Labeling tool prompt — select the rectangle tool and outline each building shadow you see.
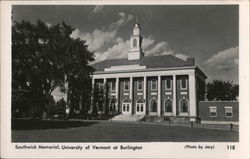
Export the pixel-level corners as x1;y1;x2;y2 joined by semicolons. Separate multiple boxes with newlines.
12;119;98;130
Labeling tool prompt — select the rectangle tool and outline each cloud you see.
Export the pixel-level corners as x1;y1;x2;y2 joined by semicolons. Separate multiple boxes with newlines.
94;37;130;62
175;54;188;61
70;11;187;64
70;12;134;52
203;47;239;83
108;12;134;30
205;47;238;70
142;36;155;49
93;35;188;63
71;28;116;52
92;5;104;13
146;41;174;56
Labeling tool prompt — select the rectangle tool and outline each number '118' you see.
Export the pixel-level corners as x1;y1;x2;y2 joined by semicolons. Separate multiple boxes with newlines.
227;145;235;150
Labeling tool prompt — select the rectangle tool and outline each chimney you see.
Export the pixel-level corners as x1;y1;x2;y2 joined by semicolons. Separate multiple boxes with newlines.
187;57;195;65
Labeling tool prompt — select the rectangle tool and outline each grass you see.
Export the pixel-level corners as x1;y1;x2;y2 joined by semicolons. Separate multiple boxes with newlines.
12;119;238;142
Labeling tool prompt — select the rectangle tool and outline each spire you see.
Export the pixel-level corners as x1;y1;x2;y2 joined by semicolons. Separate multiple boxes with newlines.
134;15;140;28
128;18;144;60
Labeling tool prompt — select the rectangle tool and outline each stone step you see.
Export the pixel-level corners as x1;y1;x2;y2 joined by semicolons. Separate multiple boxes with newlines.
143;116;191;123
111;114;145;122
170;117;190;123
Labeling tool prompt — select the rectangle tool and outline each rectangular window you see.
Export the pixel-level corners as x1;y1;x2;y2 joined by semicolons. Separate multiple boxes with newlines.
111;81;115;91
137;81;143;91
124;81;129;91
151;79;157;90
209;106;217;117
165;79;172;90
180;78;187;90
225;107;233;118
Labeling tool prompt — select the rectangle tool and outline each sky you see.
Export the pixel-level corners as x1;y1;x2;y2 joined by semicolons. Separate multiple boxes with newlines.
12;5;239;100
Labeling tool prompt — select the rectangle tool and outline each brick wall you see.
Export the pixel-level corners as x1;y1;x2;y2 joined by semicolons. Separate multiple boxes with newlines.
176;75;189;114
199;101;239;122
161;76;173;115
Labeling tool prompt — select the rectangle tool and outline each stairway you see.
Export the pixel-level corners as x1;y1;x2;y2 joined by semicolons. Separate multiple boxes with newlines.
111;114;145;122
170;117;191;123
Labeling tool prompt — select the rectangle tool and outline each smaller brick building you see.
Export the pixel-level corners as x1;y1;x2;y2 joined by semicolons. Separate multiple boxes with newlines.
198;101;239;125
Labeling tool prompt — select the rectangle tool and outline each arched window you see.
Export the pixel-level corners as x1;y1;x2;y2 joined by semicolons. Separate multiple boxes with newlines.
133;38;137;47
164;99;172;112
150;99;157;112
180;98;189;113
136;100;144;112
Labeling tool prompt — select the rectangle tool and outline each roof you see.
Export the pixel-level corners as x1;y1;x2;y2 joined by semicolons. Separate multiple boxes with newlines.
92;54;195;71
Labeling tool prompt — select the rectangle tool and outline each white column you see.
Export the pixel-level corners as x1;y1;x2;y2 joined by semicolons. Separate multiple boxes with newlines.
115;77;119;112
143;76;147;115
189;72;197;120
103;78;107;86
103;78;107;112
129;77;133;115
173;75;177;116
129;77;133;100
157;76;161;116
90;77;95;111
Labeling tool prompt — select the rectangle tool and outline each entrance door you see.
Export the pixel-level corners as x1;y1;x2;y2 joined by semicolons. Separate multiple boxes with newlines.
122;101;131;115
136;100;145;115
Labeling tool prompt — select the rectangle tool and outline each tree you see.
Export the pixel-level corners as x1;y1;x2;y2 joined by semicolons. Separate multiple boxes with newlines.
206;80;239;101
12;20;95;118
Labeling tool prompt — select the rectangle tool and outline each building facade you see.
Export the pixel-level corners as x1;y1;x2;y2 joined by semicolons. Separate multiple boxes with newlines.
199;101;239;124
92;23;207;121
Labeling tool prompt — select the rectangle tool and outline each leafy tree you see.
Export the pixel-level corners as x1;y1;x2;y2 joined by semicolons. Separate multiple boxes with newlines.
206;80;239;101
12;20;95;118
92;83;104;118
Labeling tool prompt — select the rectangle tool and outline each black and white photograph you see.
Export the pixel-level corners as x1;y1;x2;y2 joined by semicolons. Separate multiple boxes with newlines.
1;1;249;158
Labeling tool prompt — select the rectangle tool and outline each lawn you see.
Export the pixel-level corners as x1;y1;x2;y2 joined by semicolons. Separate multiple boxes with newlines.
12;119;238;142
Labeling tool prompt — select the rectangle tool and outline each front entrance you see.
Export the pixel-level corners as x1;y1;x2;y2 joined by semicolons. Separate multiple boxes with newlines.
122;100;131;115
136;100;145;115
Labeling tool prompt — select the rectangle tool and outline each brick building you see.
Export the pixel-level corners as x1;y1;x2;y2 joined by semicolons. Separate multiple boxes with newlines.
91;23;207;121
198;101;239;124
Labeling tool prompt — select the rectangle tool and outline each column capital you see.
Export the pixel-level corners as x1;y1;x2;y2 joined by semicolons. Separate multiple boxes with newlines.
188;72;195;76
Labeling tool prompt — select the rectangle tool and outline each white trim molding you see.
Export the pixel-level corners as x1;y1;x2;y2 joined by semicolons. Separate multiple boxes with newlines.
151;79;157;91
225;106;233;118
104;64;146;72
137;80;143;91
201;120;239;125
93;68;195;79
189;73;197;118
209;106;217;117
179;97;190;116
180;78;188;90
149;98;158;115
163;98;173;114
